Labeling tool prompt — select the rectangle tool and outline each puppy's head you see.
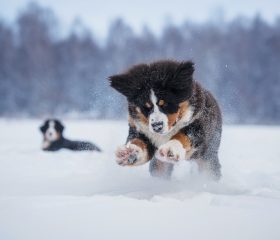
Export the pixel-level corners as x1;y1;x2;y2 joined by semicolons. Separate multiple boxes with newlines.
40;119;64;142
109;60;194;135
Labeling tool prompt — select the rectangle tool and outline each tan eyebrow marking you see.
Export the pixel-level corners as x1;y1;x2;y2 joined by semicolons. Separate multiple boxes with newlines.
158;100;165;106
145;102;152;108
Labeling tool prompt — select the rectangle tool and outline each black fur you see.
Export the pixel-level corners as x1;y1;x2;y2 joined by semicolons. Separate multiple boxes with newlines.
42;137;101;151
109;60;222;180
39;119;101;152
110;60;194;117
40;119;64;134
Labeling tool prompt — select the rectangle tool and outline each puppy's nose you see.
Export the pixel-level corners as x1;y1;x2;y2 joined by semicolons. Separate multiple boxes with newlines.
151;121;164;133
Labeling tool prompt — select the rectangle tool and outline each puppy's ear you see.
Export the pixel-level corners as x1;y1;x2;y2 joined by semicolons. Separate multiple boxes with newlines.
40;124;47;133
109;74;138;99
168;61;194;90
40;121;48;133
55;120;64;133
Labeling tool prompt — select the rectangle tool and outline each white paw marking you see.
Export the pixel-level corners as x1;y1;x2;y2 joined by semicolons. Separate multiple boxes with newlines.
42;140;51;150
156;140;186;163
115;143;147;166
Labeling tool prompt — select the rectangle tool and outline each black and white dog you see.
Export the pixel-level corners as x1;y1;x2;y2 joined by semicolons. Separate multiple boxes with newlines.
109;60;222;179
40;119;101;152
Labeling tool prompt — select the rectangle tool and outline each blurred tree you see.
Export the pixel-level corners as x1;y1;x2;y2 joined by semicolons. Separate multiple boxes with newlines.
0;21;15;115
0;3;279;123
15;2;57;115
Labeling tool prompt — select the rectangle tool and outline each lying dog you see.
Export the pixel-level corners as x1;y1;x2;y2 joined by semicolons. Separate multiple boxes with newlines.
40;119;101;152
109;60;222;179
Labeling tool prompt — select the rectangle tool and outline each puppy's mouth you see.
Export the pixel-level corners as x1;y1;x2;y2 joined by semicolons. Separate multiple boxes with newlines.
44;132;60;142
149;122;171;135
153;130;169;135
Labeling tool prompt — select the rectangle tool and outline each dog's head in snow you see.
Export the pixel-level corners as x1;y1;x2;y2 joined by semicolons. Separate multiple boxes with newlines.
40;119;64;143
109;60;194;135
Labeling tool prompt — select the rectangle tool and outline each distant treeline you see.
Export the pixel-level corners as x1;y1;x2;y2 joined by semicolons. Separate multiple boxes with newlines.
0;3;279;123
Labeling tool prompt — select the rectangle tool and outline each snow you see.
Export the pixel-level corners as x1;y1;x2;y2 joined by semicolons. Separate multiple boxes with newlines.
0;119;280;240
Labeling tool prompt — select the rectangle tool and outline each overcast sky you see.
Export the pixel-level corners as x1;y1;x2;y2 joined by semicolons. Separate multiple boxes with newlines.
0;0;279;38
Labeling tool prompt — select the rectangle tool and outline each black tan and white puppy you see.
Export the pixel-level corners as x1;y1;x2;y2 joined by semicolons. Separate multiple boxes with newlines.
109;60;222;180
39;119;101;152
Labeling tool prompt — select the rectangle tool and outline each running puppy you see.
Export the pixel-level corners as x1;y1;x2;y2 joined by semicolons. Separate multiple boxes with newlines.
109;60;222;179
40;119;101;152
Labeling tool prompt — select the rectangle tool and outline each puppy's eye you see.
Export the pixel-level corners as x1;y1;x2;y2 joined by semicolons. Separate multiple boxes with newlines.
145;102;152;109
159;100;168;107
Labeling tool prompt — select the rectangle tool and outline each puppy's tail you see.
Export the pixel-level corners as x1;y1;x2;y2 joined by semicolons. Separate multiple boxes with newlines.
69;140;102;152
83;142;102;152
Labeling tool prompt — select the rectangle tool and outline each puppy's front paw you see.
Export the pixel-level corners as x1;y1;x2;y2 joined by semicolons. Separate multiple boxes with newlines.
42;140;50;150
156;140;186;163
115;143;147;166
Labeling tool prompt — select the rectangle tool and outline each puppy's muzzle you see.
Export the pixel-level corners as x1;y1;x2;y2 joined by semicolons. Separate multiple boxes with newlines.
151;121;164;133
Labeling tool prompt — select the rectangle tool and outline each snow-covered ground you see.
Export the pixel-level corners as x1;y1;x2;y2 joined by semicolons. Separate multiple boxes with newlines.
0;119;280;240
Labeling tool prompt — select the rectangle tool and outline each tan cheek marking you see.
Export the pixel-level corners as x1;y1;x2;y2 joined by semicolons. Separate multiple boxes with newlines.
138;112;149;125
178;101;189;119
167;101;190;129
128;115;136;128
52;132;61;141
136;108;149;125
171;132;192;151
56;132;61;140
167;112;179;129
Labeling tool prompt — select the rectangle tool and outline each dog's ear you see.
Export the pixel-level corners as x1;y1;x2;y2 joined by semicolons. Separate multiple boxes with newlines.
169;61;194;89
40;124;47;133
109;74;139;99
55;120;64;133
39;121;48;133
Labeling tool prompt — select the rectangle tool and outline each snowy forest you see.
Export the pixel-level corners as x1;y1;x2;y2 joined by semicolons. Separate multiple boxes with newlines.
0;3;279;124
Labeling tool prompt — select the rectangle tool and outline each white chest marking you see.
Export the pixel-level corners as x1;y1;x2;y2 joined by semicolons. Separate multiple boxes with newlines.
135;105;194;148
45;121;59;142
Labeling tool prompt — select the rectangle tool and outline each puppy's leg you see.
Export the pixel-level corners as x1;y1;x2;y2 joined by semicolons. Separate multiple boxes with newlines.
116;138;150;166
42;140;51;150
149;157;174;179
156;132;193;163
195;154;221;180
116;124;155;166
